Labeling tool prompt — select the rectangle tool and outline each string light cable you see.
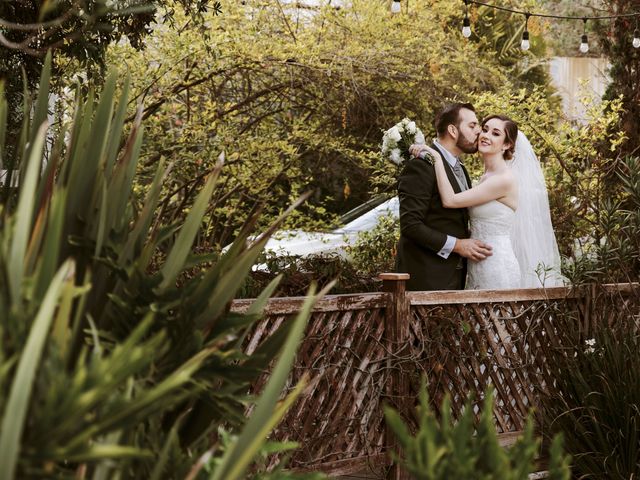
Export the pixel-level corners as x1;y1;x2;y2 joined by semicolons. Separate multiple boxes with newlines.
460;0;640;52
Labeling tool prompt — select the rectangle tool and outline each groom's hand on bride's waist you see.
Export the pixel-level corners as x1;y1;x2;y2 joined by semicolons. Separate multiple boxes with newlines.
453;238;492;262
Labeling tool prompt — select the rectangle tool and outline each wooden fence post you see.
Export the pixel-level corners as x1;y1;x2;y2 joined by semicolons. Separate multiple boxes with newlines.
380;273;411;480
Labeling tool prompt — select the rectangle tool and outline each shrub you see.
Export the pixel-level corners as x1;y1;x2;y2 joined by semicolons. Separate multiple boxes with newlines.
242;252;377;298
541;299;640;479
384;384;571;480
0;54;323;480
348;212;400;279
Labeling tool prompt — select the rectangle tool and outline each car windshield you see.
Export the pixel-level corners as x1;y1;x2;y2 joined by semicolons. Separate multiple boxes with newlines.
336;195;393;227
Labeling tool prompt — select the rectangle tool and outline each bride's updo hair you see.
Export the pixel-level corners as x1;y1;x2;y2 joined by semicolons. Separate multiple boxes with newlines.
481;115;518;160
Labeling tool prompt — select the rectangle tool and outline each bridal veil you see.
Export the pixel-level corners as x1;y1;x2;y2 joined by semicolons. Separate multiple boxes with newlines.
510;131;564;288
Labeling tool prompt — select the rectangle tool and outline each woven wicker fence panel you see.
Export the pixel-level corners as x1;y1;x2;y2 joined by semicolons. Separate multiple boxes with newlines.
407;298;584;434
245;306;389;473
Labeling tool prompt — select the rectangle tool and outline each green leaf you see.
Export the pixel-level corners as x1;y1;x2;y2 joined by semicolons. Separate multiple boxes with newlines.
8;121;48;305
230;275;283;348
194;235;273;329
118;159;168;265
64;92;95;218
210;285;319;480
28;52;51;159
104;75;130;177
0;260;75;480
94;178;108;257
108;118;143;235
158;168;219;291
149;421;181;480
55;444;153;463
0;82;6;165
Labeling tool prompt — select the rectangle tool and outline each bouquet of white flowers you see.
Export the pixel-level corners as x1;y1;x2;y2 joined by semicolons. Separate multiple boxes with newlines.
381;118;426;166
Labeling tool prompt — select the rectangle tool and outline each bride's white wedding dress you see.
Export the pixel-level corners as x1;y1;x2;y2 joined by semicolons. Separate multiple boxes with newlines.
466;200;521;290
464;131;564;290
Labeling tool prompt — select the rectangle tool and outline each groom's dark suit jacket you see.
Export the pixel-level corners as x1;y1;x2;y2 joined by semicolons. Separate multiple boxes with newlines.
395;143;471;291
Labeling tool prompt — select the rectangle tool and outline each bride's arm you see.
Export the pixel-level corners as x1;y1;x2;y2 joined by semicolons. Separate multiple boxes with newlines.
424;146;512;209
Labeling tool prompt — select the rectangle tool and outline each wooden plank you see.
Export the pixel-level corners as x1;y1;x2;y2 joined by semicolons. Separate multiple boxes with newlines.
409;282;636;305
383;275;411;480
408;286;578;305
230;292;390;314
230;283;636;314
292;452;387;477
497;430;525;447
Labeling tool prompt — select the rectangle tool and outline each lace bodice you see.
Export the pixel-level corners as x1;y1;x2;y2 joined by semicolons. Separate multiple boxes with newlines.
469;200;515;239
466;200;521;290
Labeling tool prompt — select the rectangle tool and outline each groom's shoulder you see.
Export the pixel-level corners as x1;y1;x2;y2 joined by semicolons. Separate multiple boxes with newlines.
399;157;435;186
403;155;435;172
430;142;447;158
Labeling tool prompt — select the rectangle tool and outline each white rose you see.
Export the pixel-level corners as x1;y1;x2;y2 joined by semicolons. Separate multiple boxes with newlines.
390;148;402;164
415;131;425;144
388;126;402;142
406;121;416;134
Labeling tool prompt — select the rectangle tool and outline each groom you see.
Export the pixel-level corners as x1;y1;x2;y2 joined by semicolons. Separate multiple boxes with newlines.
395;103;492;291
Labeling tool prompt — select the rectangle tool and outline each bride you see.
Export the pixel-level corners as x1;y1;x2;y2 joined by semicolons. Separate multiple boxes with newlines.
421;115;563;289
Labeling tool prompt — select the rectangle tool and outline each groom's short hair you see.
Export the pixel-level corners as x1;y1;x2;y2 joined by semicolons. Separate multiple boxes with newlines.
434;103;476;137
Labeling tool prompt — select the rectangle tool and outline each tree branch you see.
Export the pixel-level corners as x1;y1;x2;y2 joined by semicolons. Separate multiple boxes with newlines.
0;9;76;31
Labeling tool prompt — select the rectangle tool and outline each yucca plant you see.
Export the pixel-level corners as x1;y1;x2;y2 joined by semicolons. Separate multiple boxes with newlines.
384;384;571;480
542;309;640;479
0;53;324;479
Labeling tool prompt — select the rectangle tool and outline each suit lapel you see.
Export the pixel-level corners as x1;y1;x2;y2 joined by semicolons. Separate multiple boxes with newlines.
432;143;470;228
432;143;463;194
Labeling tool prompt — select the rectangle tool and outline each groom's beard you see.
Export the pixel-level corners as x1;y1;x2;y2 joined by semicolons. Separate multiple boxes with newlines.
457;135;479;154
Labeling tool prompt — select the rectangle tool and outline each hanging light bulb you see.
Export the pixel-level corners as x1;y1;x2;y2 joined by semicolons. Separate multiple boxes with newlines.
521;14;531;51
462;0;471;38
521;31;530;51
462;16;472;38
579;18;589;53
580;33;589;53
391;0;401;14
633;29;640;48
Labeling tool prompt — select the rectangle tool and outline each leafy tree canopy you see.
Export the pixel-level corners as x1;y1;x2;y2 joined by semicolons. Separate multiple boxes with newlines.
104;0;552;248
0;0;219;161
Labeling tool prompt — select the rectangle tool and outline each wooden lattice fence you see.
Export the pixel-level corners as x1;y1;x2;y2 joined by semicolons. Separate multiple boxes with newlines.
230;277;639;479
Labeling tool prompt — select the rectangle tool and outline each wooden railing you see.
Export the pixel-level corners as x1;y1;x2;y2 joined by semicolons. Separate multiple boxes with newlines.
231;277;639;479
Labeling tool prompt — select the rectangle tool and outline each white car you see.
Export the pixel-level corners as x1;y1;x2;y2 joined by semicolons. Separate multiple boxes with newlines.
262;196;399;259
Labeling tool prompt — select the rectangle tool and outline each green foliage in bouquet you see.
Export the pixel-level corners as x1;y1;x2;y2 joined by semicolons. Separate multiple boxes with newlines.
0;53;324;479
384;383;571;480
541;306;640;479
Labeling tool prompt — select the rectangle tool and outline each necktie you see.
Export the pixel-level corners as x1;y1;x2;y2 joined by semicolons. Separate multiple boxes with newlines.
452;160;469;191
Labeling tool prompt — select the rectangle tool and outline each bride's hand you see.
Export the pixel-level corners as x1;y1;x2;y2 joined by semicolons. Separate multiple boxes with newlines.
408;144;426;158
409;144;442;162
421;145;442;163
